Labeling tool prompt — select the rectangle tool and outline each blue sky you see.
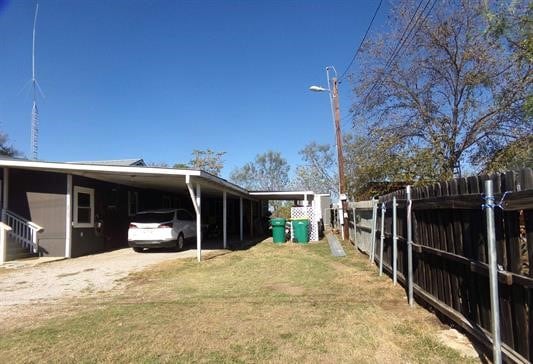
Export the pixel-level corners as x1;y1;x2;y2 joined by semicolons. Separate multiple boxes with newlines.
0;0;387;179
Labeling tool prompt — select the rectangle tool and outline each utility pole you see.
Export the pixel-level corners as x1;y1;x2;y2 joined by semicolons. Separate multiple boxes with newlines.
309;66;350;240
330;76;349;240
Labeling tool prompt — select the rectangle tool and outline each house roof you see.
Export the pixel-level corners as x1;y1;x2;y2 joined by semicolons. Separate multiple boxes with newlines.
66;158;146;167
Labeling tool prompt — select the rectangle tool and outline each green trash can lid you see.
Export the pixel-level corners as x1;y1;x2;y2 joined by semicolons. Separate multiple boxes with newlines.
270;218;286;226
291;217;309;221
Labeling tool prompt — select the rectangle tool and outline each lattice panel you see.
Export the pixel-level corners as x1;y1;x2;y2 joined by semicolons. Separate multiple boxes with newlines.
290;206;318;241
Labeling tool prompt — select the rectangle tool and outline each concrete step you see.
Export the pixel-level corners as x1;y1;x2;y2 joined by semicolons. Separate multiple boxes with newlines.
6;239;36;261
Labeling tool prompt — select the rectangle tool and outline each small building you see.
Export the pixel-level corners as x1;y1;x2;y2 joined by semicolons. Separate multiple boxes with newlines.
0;156;327;263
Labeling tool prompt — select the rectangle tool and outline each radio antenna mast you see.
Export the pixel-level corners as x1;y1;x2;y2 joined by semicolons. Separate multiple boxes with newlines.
31;3;40;160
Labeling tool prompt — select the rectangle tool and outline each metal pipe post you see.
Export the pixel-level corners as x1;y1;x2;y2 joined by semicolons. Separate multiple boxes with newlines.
392;196;398;285
406;186;414;306
379;202;385;276
484;180;502;364
369;199;377;262
352;207;357;249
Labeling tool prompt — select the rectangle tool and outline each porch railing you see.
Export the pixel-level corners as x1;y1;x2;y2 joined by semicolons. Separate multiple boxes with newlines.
2;209;43;254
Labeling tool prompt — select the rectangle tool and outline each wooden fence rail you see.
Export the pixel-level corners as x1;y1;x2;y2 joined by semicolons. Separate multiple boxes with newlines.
352;168;533;363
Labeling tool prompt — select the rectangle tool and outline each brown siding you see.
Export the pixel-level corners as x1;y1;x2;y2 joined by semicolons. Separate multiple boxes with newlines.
9;169;67;257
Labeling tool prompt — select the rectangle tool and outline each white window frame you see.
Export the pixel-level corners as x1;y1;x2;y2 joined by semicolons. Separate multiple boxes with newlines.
128;191;139;216
73;186;95;228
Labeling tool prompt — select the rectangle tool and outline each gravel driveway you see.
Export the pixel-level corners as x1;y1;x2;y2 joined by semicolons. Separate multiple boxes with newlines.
0;248;204;325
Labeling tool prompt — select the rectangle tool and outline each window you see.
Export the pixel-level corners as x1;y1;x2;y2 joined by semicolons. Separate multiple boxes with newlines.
132;212;174;223
128;191;138;216
177;209;193;221
73;186;94;228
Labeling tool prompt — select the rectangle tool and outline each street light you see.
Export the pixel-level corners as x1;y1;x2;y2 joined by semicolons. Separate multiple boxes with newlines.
309;85;328;92
309;66;350;241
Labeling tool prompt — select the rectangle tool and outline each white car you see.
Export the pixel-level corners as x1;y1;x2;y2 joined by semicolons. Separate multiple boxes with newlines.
128;209;196;252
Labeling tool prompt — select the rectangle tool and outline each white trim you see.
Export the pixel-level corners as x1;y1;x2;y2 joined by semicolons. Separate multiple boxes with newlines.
186;178;202;262
195;183;201;262
72;185;95;228
0;159;198;177
249;191;314;196
127;191;139;216
65;175;72;258
0;222;12;264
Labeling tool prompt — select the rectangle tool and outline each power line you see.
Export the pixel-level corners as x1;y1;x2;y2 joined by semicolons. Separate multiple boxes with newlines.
338;0;383;82
361;0;435;102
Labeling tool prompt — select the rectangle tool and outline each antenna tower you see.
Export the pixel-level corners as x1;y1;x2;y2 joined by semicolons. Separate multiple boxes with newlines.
31;4;40;160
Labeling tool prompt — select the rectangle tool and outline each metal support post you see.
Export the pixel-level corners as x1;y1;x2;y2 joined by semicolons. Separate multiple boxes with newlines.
484;180;502;364
379;202;385;276
406;186;414;306
392;196;398;285
369;198;378;263
352;207;357;248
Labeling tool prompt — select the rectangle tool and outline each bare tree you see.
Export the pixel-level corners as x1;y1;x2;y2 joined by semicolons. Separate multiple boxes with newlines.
351;0;531;179
292;142;338;196
190;149;225;176
230;151;290;191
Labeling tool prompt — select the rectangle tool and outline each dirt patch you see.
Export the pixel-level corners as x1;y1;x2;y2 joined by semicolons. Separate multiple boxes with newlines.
0;247;218;331
437;328;479;358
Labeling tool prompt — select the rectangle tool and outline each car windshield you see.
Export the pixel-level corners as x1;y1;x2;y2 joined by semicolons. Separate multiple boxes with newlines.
132;212;174;223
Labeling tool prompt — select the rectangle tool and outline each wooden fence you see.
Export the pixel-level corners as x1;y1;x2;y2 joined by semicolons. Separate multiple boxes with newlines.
352;168;533;363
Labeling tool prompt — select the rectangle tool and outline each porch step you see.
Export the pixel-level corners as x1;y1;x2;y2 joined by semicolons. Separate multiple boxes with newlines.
6;236;37;261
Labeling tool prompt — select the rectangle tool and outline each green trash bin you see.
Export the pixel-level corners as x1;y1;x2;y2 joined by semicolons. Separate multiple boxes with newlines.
292;218;309;244
271;218;286;243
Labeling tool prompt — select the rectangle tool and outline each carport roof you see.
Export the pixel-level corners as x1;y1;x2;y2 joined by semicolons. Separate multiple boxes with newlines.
0;157;328;200
249;191;317;201
0;158;248;197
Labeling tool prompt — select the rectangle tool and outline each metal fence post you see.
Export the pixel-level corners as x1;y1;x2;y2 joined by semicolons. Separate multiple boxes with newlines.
369;198;378;262
406;186;414;306
379;202;385;276
392;196;398;285
484;180;502;364
352;207;357;249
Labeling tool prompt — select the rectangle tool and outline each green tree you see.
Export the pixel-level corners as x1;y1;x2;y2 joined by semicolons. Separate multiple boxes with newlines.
230;151;290;191
190;149;225;176
350;0;531;179
483;136;533;173
0;133;20;157
343;133;439;200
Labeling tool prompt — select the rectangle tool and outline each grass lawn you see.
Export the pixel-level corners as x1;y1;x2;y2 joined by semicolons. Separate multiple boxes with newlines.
0;238;478;363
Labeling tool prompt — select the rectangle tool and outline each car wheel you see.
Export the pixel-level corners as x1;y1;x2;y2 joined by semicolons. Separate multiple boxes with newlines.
133;247;144;253
176;234;184;251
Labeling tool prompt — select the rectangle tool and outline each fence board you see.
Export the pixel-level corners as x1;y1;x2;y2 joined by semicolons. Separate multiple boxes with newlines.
361;168;533;362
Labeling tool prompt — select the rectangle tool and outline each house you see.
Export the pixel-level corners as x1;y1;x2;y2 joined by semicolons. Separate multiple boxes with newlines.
0;156;326;263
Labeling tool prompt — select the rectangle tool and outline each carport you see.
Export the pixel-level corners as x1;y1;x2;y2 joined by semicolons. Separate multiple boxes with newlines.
0;158;261;262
